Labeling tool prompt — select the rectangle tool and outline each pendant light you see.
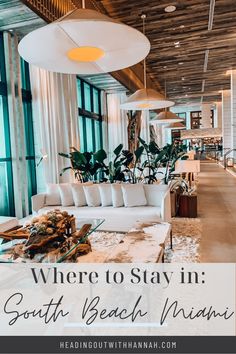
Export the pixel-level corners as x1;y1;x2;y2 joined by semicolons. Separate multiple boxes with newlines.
18;0;150;75
120;14;174;111
151;110;184;124
150;80;183;123
165;122;186;129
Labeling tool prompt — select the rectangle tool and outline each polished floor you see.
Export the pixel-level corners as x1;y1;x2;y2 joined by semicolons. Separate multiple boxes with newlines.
198;161;236;262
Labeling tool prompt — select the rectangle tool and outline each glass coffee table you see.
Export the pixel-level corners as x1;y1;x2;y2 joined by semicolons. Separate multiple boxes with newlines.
56;218;105;263
0;218;105;263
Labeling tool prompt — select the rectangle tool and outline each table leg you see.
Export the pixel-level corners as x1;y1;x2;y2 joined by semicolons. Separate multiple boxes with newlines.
170;230;173;249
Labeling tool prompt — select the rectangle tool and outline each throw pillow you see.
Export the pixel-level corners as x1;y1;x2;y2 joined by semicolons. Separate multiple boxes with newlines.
70;183;87;207
45;183;61;206
121;184;147;207
111;184;124;207
58;183;74;206
83;185;101;207
98;184;112;206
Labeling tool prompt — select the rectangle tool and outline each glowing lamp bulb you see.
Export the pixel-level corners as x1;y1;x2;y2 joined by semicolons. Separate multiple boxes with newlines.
67;46;105;62
137;103;153;109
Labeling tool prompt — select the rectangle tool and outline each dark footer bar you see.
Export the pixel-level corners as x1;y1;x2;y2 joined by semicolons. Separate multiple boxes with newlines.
0;336;235;354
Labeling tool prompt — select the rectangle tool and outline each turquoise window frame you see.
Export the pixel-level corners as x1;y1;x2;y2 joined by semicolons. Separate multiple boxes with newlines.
77;78;103;153
21;60;37;214
0;32;15;216
0;33;36;216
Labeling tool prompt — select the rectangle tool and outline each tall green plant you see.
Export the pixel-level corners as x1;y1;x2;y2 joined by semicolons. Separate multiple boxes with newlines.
59;147;107;182
157;143;187;184
107;144;127;183
122;146;144;184
138;137;162;184
59;140;187;185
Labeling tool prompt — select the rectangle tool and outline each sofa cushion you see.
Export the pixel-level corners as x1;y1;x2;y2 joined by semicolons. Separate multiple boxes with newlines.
83;185;101;207
71;183;87;207
121;184;147;207
45;183;61;206
111;184;124;207
98;184;112;206
143;184;169;207
58;183;74;206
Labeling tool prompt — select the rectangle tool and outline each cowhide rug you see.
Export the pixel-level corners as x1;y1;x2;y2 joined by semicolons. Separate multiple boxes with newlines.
89;217;202;263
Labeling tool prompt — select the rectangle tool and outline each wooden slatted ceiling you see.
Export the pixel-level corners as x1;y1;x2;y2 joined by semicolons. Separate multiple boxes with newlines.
1;0;235;105
96;0;236;105
81;73;127;92
0;0;45;36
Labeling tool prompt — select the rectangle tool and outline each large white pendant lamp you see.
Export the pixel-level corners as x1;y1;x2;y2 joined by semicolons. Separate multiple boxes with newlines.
18;0;150;75
120;15;174;111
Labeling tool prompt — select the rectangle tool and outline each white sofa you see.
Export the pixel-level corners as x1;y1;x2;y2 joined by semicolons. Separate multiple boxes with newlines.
32;184;171;232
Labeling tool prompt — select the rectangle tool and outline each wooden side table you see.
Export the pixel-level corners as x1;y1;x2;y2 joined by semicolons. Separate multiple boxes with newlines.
178;194;197;218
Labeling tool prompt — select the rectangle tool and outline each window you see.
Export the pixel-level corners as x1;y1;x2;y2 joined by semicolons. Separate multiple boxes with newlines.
0;33;14;216
191;111;202;129
23;100;37;213
76;78;103;153
21;59;37;214
0;33;36;216
190;110;214;129
176;112;186;127
171;129;181;143
0;96;14;216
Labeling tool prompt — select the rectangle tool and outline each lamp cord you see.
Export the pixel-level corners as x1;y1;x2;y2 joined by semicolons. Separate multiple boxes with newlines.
141;14;147;89
165;79;167;116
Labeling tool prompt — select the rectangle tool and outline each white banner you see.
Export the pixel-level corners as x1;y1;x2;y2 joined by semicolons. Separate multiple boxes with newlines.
0;264;235;336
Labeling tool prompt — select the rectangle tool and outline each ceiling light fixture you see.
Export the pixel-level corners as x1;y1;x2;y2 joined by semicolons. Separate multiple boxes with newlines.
18;0;150;74
150;111;184;125
179;25;185;29
149;80;182;124
182;77;185;81
120;15;174;111
178;62;183;65
165;122;186;130
164;5;176;13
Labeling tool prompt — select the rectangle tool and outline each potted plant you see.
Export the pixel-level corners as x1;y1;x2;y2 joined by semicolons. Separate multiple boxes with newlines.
59;147;107;182
170;178;197;217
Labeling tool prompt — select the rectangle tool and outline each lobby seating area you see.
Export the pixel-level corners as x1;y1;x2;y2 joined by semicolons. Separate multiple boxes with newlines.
32;183;171;232
0;0;235;263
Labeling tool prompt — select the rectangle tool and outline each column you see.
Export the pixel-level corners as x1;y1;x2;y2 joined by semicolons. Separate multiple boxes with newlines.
201;104;212;128
163;125;172;145
140;110;150;144
156;125;163;147
215;102;222;128
222;90;231;153
231;70;236;153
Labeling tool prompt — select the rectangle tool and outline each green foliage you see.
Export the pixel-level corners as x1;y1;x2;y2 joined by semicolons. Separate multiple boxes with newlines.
59;147;107;182
59;139;187;184
107;144;127;183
